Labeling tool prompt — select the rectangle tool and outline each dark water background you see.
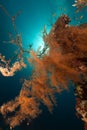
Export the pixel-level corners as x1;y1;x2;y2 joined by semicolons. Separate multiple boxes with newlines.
0;0;87;129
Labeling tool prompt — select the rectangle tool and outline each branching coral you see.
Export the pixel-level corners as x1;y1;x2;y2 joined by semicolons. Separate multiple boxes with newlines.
0;4;87;129
0;14;87;129
0;80;41;129
0;33;27;76
75;77;87;130
0;4;31;77
72;0;87;9
0;60;26;76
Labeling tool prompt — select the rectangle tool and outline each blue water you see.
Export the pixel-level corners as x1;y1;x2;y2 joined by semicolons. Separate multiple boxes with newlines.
0;0;87;129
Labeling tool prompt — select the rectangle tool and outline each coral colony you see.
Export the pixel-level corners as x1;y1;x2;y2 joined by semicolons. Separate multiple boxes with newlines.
0;1;87;130
72;0;87;9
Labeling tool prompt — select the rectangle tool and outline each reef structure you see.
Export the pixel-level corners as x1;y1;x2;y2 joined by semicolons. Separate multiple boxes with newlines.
0;14;87;129
44;14;87;130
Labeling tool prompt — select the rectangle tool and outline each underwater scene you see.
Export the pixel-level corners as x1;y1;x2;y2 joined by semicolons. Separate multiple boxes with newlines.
0;0;87;130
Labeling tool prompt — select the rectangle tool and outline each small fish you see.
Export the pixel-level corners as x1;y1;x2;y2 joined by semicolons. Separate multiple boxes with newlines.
72;3;77;7
52;13;56;17
80;15;83;19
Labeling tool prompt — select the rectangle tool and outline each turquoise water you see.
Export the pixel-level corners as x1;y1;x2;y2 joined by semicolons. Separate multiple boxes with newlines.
0;0;87;129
